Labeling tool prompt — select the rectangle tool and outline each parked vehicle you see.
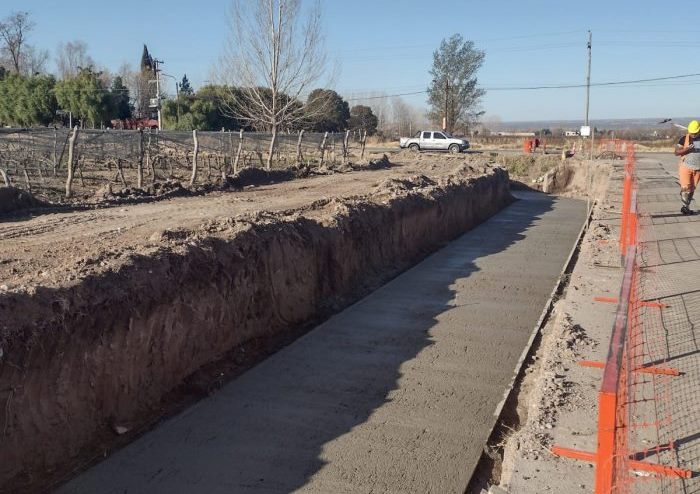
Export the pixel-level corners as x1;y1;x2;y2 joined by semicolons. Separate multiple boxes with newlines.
399;130;470;153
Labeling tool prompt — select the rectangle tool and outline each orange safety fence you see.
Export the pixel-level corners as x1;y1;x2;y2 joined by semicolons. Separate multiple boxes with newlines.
551;142;697;493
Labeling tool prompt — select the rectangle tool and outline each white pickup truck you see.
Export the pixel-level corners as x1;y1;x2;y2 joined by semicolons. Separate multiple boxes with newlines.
399;130;470;153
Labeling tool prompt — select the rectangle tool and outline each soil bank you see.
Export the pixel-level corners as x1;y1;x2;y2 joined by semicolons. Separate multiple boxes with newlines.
1;166;509;492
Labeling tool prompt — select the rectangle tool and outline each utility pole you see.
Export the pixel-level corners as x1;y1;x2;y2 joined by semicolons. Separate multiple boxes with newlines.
150;58;164;131
584;30;592;127
443;78;449;132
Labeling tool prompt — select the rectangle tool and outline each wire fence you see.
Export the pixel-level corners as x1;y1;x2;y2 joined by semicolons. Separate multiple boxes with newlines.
0;128;369;203
553;141;698;493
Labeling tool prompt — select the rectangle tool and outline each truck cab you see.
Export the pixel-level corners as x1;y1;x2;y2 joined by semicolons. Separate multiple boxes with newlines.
399;130;469;153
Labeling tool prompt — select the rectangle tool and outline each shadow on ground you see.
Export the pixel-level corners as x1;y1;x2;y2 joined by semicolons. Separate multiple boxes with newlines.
55;192;559;494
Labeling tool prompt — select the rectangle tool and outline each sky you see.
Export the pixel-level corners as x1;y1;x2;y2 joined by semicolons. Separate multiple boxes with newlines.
7;0;700;123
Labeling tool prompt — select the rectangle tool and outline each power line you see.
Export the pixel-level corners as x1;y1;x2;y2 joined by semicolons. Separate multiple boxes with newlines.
346;72;700;100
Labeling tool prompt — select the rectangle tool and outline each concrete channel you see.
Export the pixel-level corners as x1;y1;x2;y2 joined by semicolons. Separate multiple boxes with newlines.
57;191;587;494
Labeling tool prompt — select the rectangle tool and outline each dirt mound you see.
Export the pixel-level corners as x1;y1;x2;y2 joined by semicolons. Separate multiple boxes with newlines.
361;154;391;170
375;175;436;195
224;167;297;189
93;180;190;203
0;187;46;215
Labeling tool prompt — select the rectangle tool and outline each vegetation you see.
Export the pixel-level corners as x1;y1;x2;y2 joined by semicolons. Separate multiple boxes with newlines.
349;105;378;136
0;7;422;136
304;89;350;133
54;67;116;128
427;34;485;134
0;72;57;126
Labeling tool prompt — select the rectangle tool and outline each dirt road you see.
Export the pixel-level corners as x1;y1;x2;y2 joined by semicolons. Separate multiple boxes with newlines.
56;191;586;494
0;153;488;290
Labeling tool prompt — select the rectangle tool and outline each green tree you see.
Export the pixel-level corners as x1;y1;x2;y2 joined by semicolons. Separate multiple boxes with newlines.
180;74;193;96
0;72;56;126
349;105;378;136
140;44;153;73
161;84;243;131
304;89;349;132
55;67;115;128
110;76;132;120
427;34;485;134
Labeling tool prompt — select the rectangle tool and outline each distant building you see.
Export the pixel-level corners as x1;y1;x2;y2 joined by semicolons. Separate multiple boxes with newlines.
495;131;536;137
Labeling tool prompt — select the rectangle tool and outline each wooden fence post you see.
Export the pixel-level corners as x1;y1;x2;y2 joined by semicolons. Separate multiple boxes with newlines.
115;158;127;187
296;130;305;162
137;129;144;188
190;129;199;185
266;128;277;171
361;130;367;160
223;131;234;181
0;169;11;187
320;131;328;165
65;126;79;198
233;130;243;174
52;127;58;175
343;130;350;162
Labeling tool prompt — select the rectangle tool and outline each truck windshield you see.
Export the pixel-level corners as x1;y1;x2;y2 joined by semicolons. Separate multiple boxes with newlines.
443;132;453;138
414;131;421;138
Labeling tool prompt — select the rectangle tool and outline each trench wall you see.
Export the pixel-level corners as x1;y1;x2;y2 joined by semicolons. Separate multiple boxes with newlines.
0;168;511;491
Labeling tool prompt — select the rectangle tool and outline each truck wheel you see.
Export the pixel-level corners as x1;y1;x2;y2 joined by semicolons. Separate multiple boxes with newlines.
448;144;460;154
409;143;420;152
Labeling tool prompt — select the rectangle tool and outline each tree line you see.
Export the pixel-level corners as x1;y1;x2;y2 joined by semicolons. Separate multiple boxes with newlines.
0;66;379;135
1;4;486;138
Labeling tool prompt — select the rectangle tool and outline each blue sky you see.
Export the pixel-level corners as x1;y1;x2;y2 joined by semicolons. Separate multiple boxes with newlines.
8;0;699;122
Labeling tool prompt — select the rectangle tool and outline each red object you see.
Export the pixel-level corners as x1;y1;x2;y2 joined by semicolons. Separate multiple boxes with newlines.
111;118;159;130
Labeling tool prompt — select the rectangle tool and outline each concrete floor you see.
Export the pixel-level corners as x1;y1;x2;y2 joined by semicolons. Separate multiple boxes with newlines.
56;191;586;494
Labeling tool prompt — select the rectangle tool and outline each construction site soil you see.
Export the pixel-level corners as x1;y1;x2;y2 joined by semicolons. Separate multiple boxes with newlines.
0;152;519;492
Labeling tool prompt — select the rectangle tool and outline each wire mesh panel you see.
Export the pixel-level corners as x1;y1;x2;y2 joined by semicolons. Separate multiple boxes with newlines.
0;128;358;202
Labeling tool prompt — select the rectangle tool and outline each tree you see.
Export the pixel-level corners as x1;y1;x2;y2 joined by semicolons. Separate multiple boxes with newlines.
304;89;349;132
55;67;115;128
21;45;49;75
349;105;378;136
0;11;34;74
56;40;94;79
427;34;485;134
111;76;132;119
130;45;157;118
0;73;56;126
161;84;243;131
180;74;193;96
219;0;328;168
140;44;154;73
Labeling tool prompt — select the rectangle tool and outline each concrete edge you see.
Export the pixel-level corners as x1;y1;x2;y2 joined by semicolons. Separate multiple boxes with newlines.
474;198;595;482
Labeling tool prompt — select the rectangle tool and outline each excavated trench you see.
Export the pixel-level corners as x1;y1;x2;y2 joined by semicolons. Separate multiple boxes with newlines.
0;166;511;492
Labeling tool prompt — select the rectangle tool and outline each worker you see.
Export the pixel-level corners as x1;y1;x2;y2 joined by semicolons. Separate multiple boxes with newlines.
674;120;700;215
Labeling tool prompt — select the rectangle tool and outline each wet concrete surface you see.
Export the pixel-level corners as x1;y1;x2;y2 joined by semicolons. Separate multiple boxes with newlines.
57;191;586;494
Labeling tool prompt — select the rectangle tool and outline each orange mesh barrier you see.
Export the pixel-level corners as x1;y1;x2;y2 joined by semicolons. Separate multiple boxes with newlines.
552;142;697;493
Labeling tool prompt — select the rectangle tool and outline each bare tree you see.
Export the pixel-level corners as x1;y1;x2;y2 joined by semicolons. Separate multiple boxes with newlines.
219;0;328;168
56;40;95;79
22;45;49;75
0;11;34;73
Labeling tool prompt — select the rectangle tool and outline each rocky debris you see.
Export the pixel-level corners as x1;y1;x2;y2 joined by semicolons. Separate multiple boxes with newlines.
374;175;437;195
506;311;596;461
92;179;190;202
